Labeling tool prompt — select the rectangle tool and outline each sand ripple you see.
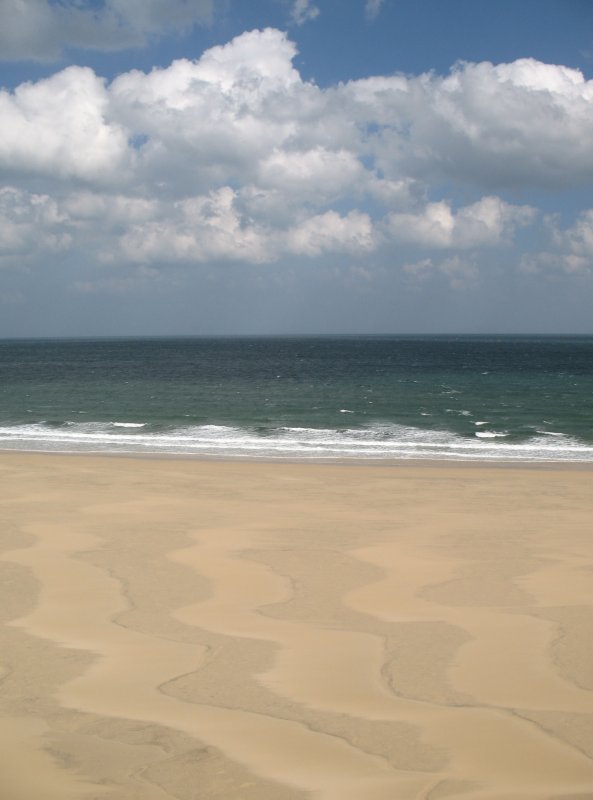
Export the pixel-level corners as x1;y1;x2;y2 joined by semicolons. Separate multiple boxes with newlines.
1;455;593;798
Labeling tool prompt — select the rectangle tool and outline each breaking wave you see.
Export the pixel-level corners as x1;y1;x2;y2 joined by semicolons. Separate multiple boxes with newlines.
0;421;591;462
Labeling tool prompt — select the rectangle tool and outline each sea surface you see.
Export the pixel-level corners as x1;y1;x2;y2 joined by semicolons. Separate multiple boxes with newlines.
0;335;592;463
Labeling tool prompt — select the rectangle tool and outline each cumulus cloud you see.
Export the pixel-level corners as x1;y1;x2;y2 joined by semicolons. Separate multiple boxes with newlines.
346;58;593;190
108;28;314;194
0;66;130;184
0;27;591;281
561;209;593;266
119;188;271;264
0;187;71;266
523;209;593;275
117;190;375;265
257;147;366;203
4;30;593;199
0;0;213;61
62;192;158;226
285;210;375;256
387;197;536;249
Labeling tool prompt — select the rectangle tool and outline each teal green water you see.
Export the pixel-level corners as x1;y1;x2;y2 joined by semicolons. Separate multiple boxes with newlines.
0;335;591;461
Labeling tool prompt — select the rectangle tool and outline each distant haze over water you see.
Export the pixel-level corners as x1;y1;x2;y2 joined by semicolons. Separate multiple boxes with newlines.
0;336;591;463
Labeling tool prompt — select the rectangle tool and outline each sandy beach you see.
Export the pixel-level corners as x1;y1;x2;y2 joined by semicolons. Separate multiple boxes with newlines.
1;453;593;799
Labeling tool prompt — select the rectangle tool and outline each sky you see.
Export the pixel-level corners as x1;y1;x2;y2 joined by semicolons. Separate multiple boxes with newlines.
1;0;593;336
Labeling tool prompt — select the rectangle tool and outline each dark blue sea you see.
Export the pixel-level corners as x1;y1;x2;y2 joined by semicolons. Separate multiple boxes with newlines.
0;336;591;462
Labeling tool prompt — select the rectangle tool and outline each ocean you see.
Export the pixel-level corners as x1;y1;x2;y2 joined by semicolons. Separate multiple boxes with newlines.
0;335;591;463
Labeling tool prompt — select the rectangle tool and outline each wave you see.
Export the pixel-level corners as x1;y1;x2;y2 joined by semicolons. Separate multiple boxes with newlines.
0;421;591;462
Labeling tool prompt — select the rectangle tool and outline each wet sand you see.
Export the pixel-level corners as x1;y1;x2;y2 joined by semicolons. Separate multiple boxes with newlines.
1;453;593;799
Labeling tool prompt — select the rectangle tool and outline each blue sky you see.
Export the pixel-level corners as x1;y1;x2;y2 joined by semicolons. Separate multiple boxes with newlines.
4;1;592;87
1;0;592;335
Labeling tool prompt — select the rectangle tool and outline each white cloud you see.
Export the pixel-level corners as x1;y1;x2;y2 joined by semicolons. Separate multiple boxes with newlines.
117;189;376;264
364;0;384;21
0;187;71;266
524;209;593;275
62;192;158;225
108;28;313;193
562;209;593;263
5;30;592;204
388;197;535;249
285;210;375;256
0;66;130;184
290;0;320;26
436;256;479;288
0;182;375;271
258;147;366;203
367;177;424;210
110;27;303;112
119;188;271;264
345;58;593;190
404;256;478;288
1;27;591;288
0;0;213;61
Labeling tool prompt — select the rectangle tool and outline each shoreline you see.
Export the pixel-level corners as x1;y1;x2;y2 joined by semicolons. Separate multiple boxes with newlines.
1;446;593;471
1;452;593;798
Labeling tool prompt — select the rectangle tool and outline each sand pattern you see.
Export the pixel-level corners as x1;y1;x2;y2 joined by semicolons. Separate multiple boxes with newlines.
1;454;593;798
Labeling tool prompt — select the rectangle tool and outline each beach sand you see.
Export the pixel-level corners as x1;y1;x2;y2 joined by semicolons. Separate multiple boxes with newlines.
1;453;593;799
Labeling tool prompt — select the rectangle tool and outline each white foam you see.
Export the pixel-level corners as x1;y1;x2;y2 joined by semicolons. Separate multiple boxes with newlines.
111;422;146;428
0;422;590;463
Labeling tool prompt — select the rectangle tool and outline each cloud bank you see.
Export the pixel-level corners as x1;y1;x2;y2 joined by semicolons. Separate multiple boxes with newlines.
1;27;591;286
